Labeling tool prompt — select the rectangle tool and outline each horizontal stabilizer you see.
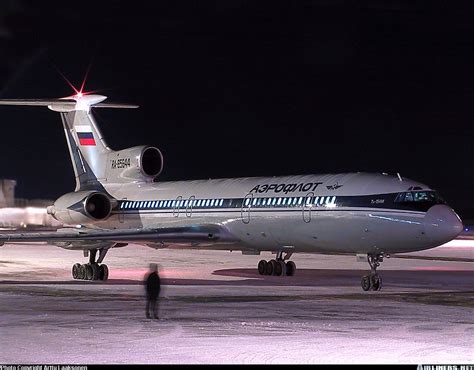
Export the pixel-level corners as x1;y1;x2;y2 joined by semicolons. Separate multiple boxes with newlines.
0;95;138;112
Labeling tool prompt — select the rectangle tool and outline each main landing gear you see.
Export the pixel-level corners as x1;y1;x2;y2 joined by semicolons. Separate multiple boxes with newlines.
258;251;296;276
361;253;383;291
72;248;109;281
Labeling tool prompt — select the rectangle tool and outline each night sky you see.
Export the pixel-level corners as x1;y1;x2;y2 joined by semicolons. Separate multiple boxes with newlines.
0;1;472;218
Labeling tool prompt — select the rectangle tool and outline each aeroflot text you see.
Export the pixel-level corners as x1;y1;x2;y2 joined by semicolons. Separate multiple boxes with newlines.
249;182;323;194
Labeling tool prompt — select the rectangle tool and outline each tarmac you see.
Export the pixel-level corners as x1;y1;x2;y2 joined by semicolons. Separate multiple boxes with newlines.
0;240;473;364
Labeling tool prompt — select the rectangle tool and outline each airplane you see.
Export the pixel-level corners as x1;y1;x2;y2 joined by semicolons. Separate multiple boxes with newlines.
0;93;464;291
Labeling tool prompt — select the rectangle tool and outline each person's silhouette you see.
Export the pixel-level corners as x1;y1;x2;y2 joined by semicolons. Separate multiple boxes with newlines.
144;263;161;319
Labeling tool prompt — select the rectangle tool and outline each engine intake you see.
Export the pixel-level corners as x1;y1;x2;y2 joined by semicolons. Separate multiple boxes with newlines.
49;191;114;225
84;192;112;220
107;145;163;182
141;146;163;178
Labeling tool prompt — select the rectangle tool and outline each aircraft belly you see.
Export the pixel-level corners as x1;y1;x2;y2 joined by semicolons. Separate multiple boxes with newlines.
98;209;429;255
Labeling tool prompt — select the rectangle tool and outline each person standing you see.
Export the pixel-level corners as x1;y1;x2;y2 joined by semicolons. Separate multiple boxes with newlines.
144;263;161;319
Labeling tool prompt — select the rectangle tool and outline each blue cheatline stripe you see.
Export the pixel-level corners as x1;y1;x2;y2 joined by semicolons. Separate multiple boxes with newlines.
113;191;444;213
77;132;94;139
111;208;426;216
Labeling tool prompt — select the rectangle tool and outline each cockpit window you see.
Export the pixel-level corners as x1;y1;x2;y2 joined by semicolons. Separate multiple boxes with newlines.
394;191;444;204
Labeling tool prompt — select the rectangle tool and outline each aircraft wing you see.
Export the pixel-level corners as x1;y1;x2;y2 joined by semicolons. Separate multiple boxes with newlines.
0;224;238;246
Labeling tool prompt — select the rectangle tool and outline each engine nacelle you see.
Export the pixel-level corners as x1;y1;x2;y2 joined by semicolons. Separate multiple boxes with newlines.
106;145;163;182
47;191;114;225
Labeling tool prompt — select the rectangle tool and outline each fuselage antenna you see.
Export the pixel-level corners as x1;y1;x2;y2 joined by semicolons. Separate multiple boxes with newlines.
397;172;403;182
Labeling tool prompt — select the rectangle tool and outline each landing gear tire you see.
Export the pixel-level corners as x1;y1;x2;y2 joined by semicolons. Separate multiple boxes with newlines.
361;275;371;291
258;260;267;275
265;259;275;275
272;259;283;276
72;263;81;279
370;274;382;291
361;253;384;291
99;264;109;281
84;264;93;280
79;264;86;279
278;261;286;276
90;263;99;281
286;261;296;276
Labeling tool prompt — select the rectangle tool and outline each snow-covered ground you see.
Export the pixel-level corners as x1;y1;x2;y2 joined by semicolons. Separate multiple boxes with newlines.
0;242;473;364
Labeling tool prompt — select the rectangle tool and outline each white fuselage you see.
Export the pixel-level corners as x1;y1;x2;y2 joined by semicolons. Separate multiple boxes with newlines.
91;172;462;255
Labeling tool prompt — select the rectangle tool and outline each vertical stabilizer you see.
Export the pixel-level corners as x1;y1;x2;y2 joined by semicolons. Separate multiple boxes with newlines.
60;109;111;190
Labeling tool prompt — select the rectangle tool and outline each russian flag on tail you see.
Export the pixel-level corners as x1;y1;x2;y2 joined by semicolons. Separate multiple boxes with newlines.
75;125;96;146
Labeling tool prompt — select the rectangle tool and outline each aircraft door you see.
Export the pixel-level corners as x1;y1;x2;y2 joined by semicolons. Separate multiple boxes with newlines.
186;196;195;217
241;193;253;224
173;195;183;217
303;192;314;223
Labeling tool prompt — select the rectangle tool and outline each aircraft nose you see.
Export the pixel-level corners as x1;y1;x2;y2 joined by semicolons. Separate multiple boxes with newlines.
424;205;463;245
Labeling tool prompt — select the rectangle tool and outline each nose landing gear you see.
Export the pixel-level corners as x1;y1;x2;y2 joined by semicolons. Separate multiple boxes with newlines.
361;253;383;291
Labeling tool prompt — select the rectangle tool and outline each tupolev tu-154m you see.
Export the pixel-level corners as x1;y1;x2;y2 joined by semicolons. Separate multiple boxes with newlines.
0;93;463;291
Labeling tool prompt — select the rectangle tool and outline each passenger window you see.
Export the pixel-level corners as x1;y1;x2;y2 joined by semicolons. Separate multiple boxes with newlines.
277;198;282;205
